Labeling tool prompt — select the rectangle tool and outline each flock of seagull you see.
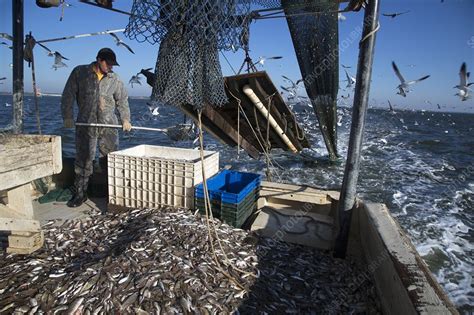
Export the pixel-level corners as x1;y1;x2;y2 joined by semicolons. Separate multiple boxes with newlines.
0;32;134;71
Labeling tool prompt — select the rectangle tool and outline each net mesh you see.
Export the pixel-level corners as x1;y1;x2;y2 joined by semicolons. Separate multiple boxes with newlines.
126;1;255;109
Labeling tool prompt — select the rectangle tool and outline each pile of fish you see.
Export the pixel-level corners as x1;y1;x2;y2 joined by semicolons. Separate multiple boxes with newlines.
0;207;379;314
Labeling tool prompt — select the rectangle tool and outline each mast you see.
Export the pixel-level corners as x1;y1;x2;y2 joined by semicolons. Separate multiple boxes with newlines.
12;0;24;134
334;0;381;258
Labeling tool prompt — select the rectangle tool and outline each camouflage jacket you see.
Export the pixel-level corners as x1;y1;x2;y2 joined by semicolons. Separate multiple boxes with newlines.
61;62;130;125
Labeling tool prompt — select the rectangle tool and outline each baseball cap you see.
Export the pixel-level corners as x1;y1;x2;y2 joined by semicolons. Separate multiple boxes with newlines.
97;48;119;66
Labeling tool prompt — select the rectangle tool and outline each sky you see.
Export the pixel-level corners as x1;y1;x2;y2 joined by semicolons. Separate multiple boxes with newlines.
0;0;473;113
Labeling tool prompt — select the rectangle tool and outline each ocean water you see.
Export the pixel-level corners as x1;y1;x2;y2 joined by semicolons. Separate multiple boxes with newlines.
1;95;473;312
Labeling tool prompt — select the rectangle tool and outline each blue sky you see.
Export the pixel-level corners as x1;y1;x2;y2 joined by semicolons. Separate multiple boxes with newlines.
0;0;473;112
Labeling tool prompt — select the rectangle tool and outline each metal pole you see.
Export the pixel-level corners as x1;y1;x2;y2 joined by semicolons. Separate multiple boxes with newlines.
334;0;380;258
75;122;169;133
12;0;24;134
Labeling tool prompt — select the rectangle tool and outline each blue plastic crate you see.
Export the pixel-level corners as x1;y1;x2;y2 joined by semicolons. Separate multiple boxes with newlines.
195;170;261;204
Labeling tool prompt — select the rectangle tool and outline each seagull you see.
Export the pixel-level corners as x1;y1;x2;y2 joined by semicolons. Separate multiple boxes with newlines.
35;42;69;70
344;69;356;88
146;102;159;116
338;13;346;21
437;104;441;109
383;10;410;18
392;61;430;97
454;62;473;101
0;42;12;49
282;75;304;89
109;33;135;54
129;72;142;88
0;77;6;84
281;86;297;98
281;76;304;102
341;93;350;99
252;56;283;67
342;64;351;69
51;52;68;70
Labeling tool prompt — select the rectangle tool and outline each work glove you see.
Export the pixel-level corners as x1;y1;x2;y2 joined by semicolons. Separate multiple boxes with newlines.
122;120;132;132
64;118;74;128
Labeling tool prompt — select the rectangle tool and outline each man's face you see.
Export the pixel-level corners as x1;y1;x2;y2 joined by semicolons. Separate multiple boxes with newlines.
98;58;113;74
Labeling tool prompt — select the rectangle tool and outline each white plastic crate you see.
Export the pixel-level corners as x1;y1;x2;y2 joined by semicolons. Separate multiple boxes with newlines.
108;145;219;209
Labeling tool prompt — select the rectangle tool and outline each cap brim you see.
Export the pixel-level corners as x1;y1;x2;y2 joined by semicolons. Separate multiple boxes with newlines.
106;60;119;66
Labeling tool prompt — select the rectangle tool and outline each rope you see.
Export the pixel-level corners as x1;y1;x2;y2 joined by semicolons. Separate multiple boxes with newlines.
359;22;380;47
31;53;42;135
224;82;283;179
197;112;256;288
220;51;237;75
25;34;41;135
264;93;275;181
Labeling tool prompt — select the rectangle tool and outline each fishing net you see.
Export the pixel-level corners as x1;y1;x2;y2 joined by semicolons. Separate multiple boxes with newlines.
125;1;254;109
125;0;340;159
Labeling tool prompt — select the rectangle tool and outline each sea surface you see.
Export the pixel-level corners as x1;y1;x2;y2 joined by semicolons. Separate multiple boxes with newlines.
1;95;473;313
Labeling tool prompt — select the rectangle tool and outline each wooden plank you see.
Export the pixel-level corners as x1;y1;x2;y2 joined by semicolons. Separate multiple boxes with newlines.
0;161;55;191
260;189;331;205
7;183;34;218
0;143;52;173
249;77;303;151
251;205;334;250
261;180;337;197
202;106;260;159
0;217;41;232
51;136;63;174
8;231;43;249
6;231;44;254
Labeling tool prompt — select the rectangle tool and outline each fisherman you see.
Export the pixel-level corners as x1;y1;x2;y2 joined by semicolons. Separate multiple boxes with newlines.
61;48;132;207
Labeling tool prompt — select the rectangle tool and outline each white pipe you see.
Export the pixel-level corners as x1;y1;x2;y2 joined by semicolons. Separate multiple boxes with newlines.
242;84;298;153
75;122;168;132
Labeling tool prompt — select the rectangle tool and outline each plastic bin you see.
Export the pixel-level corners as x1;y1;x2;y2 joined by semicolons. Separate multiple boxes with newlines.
195;187;259;228
108;145;219;209
195;170;261;204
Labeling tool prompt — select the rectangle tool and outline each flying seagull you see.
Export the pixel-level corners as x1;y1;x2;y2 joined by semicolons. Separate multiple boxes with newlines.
109;33;135;54
0;77;6;84
342;64;351;69
454;62;473;101
282;75;304;88
252;56;283;67
129;72;142;88
383;11;410;18
0;41;12;49
52;52;68;70
35;42;69;70
392;61;430;97
344;69;356;88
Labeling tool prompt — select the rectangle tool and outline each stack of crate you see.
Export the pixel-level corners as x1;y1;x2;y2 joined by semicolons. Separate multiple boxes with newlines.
195;170;261;228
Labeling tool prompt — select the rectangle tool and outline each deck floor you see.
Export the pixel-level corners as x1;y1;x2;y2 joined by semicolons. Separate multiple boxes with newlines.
33;197;107;225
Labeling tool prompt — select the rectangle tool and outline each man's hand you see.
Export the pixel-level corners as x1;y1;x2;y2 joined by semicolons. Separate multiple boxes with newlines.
64;118;74;128
122;120;132;132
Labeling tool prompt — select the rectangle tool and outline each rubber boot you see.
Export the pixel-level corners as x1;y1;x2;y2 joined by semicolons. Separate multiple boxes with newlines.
67;176;88;207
